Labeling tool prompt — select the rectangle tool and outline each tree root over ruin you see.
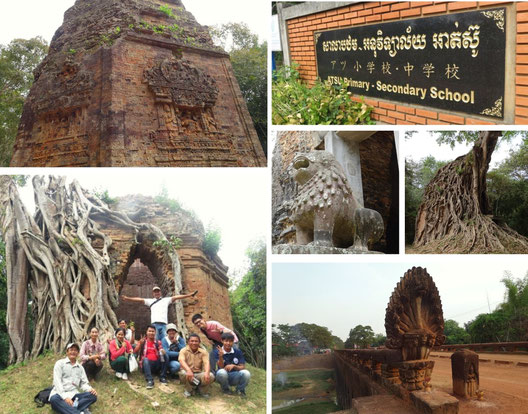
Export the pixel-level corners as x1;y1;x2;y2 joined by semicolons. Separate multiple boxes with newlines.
413;131;528;254
0;176;184;364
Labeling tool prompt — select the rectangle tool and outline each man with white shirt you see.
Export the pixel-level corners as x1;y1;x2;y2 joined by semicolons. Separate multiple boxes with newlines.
121;286;197;340
49;343;98;414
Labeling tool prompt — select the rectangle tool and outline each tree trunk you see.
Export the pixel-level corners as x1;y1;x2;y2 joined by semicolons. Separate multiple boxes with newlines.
0;176;185;362
0;176;30;364
414;131;528;253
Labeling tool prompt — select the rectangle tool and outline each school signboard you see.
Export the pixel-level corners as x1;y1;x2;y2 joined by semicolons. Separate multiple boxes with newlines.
315;8;506;118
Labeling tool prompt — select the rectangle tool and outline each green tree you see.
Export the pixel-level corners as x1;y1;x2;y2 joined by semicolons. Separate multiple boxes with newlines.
331;335;345;349
466;311;510;343
487;138;528;237
498;272;528;341
465;272;528;343
344;325;375;349
444;319;470;344
0;37;48;166
371;333;387;347
210;23;267;155
413;131;528;253
230;240;266;368
154;185;182;212
295;323;334;349
272;324;300;357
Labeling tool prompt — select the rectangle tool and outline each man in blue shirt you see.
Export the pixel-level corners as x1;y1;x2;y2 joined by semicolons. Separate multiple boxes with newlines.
161;323;186;379
215;332;251;396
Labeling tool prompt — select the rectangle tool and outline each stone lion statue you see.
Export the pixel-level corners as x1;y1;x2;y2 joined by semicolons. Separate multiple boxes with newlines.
290;151;384;250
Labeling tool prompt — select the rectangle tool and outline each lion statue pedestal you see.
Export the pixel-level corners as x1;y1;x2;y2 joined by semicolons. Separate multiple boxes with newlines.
273;151;384;254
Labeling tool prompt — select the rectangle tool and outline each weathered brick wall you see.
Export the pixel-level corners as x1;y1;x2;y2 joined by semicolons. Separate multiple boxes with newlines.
178;236;234;342
360;132;399;252
10;0;266;166
115;260;157;335
93;195;232;335
286;1;525;125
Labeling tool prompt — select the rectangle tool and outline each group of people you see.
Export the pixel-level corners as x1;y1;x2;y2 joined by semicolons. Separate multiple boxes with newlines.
48;286;251;414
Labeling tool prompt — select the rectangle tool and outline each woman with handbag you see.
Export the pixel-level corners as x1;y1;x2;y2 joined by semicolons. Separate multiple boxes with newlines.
109;328;133;380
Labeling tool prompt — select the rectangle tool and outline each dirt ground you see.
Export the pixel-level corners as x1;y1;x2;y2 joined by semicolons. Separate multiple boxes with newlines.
274;353;528;413
431;351;528;364
430;353;528;414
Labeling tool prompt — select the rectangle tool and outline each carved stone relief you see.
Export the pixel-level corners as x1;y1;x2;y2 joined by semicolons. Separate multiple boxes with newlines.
385;266;445;358
451;349;480;398
145;58;219;135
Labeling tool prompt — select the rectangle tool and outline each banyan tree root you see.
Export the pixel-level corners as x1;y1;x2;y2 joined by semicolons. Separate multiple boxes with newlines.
413;131;528;254
0;175;184;364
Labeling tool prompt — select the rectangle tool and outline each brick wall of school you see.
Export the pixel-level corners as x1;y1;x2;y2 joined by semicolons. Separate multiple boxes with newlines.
286;1;527;125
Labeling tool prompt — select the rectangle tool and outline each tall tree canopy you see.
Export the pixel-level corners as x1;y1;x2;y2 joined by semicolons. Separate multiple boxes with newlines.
295;323;334;349
0;37;48;166
210;23;267;154
272;322;335;356
413;131;528;253
466;271;528;343
487;137;528;237
344;325;375;349
230;239;266;368
444;319;470;344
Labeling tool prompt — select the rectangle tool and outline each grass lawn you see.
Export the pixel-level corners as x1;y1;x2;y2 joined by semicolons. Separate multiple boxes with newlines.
273;369;334;399
273;369;338;413
0;352;266;414
274;401;340;414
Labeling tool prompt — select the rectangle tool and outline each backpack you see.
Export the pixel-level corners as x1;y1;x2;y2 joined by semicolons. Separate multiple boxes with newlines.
34;386;53;407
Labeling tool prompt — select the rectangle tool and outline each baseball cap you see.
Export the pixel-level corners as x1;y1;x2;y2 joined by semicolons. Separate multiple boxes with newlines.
66;343;80;351
152;286;161;291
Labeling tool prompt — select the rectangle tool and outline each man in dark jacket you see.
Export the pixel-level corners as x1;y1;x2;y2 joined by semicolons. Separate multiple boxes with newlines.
161;323;186;379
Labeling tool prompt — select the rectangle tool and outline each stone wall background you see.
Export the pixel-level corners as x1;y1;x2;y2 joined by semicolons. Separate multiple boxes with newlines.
10;0;266;166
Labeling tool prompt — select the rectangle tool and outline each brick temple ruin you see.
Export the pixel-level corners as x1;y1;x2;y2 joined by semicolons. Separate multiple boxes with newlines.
99;195;233;338
10;0;266;167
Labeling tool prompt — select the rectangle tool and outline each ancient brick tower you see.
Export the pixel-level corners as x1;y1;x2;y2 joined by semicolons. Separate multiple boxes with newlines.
10;0;266;167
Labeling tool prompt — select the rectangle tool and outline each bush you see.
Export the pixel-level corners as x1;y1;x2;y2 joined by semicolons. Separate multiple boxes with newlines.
154;187;182;213
272;64;374;125
202;225;221;257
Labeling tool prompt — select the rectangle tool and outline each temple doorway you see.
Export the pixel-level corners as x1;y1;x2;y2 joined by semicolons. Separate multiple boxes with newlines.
115;259;156;337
